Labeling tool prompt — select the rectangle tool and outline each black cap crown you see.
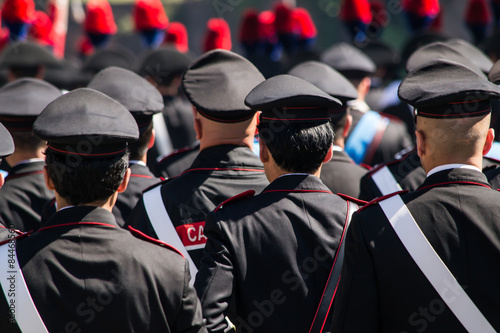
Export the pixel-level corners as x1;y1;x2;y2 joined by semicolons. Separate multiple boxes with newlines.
399;59;500;119
34;88;139;157
0;122;14;158
321;42;376;78
138;46;192;84
182;49;265;123
0;42;61;69
0;78;62;131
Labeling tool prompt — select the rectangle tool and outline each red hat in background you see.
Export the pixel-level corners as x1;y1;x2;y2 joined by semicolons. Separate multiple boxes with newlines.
340;0;372;24
465;0;491;25
77;36;95;57
258;10;277;42
133;0;168;31
239;9;259;44
84;0;117;34
430;6;443;31
370;0;389;28
29;11;53;45
1;0;35;23
202;18;231;52
163;21;188;53
292;8;316;39
274;2;295;34
402;0;440;18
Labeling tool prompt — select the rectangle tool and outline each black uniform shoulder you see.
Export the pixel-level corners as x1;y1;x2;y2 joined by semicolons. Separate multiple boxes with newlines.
365;147;416;178
157;143;199;165
127;225;185;258
213;190;256;213
357;190;409;214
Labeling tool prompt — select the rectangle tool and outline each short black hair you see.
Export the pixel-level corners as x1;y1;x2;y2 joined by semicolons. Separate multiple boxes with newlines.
258;121;334;174
45;149;129;206
129;122;153;160
331;113;348;139
11;131;46;152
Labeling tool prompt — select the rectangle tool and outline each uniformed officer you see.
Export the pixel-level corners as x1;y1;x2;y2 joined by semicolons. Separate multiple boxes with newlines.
0;121;14;241
321;42;413;166
0;78;61;231
288;60;368;198
195;74;363;332
87;66;163;226
332;59;500;332
0;88;206;332
125;50;269;272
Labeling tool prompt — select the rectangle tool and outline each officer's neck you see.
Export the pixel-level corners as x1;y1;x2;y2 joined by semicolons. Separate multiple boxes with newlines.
55;192;117;213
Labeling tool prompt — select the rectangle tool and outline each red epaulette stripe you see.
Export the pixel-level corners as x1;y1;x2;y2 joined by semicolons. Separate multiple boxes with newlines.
214;190;255;212
418;181;492;192
37;222;117;233
130;174;153;179
262;189;333;194
336;193;368;206
5;170;44;180
127;226;184;257
180;167;265;176
357;190;409;213
0;230;31;246
157;145;197;164
359;163;372;170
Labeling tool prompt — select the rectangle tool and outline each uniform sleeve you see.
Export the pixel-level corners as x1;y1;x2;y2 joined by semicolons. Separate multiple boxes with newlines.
331;211;380;333
194;211;234;333
172;259;207;333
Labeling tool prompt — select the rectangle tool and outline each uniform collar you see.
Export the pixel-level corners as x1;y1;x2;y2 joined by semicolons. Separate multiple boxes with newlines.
426;164;481;177
41;206;119;230
419;167;490;191
264;173;331;193
190;144;264;170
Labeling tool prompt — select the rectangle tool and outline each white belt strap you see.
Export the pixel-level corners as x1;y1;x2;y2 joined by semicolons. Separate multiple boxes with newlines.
379;195;496;333
371;165;402;195
0;241;49;333
143;185;198;284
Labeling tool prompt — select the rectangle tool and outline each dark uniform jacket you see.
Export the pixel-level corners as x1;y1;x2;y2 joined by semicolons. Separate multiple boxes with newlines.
153;142;200;179
359;148;426;201
195;174;354;332
332;168;500;332
0;206;206;332
126;145;269;268
347;109;413;167
113;161;160;227
0;160;53;231
320;148;368;198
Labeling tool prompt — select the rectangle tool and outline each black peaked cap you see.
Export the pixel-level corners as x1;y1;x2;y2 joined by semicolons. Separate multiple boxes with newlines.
0;42;61;69
182;49;265;123
0;122;14;158
489;59;500;84
83;47;138;73
288;61;358;103
34;88;139;156
320;42;376;78
138;46;192;82
245;74;342;124
0;78;62;130
399;59;500;119
362;41;401;69
88;66;163;116
445;39;493;74
406;41;484;76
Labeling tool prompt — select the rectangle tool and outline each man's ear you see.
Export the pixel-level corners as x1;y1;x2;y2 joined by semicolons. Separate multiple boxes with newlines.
193;107;202;140
0;174;4;189
117;168;131;194
259;139;269;164
148;129;156;149
323;145;333;163
415;129;425;159
343;114;353;138
483;128;495;156
43;166;56;191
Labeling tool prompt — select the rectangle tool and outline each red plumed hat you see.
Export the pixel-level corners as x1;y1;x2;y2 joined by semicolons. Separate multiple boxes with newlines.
403;0;440;18
465;0;491;25
292;8;317;39
202;18;231;52
258;10;277;42
84;0;117;35
164;21;188;53
1;0;35;24
274;2;295;34
239;9;259;43
340;0;372;24
133;0;168;31
29;11;53;45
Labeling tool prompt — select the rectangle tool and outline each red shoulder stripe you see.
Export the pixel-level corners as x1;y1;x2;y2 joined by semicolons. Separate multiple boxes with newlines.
127;226;185;257
6;170;44;180
336;193;368;206
357;190;409;213
214;190;255;212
